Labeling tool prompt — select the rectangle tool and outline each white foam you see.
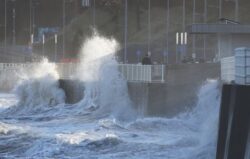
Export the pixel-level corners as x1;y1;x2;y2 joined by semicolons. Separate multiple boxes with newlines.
0;33;221;158
77;33;136;121
0;93;17;112
0;122;10;134
11;59;65;114
56;132;89;145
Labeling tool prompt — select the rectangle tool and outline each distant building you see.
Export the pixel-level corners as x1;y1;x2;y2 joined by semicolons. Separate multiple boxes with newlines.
187;24;250;60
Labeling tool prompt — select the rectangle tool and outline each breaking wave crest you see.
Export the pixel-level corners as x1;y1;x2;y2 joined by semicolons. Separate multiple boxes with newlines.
3;59;65;115
0;33;221;158
76;33;136;121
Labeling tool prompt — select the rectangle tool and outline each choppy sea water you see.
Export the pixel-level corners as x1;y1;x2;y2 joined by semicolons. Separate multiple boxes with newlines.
0;80;220;159
0;34;220;159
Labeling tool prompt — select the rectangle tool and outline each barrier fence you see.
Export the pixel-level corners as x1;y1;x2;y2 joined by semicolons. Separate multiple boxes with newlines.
0;63;166;83
221;56;235;83
220;47;250;85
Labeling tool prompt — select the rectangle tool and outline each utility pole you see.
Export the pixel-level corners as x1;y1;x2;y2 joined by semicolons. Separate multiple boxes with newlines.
4;0;7;55
182;0;185;31
192;0;196;60
93;0;96;27
55;34;58;62
235;0;239;21
166;0;170;64
31;34;33;60
12;7;16;46
42;34;45;57
203;0;207;61
62;0;66;59
176;32;179;63
29;0;32;35
219;0;222;19
182;0;186;61
147;0;151;53
32;1;36;35
124;0;128;63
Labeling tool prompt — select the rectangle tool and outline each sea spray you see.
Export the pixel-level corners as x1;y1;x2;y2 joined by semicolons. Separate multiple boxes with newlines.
11;59;65;113
77;33;136;121
0;78;221;158
179;79;220;158
0;68;21;92
0;33;221;158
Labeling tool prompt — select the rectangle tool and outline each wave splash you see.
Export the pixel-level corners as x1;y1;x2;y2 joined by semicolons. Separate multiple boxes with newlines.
5;59;65;115
0;33;221;159
76;33;136;121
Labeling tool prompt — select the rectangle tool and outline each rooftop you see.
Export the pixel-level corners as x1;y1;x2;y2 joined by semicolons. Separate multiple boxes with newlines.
187;24;250;34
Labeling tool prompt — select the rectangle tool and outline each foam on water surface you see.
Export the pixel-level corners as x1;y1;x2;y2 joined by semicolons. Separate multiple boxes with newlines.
0;33;220;159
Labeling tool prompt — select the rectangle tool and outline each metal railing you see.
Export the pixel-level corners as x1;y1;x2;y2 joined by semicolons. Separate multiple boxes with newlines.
0;63;166;83
119;64;152;82
56;63;79;79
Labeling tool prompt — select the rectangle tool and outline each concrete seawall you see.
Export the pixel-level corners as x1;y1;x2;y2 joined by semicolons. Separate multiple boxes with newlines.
164;63;220;116
128;63;220;116
59;63;220;117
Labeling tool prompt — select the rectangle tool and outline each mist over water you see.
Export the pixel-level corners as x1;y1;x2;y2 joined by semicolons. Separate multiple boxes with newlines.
0;34;220;158
77;33;136;121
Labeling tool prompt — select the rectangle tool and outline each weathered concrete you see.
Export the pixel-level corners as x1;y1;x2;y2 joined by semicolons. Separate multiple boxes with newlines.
127;63;220;116
164;63;220;116
59;63;220;117
58;79;84;104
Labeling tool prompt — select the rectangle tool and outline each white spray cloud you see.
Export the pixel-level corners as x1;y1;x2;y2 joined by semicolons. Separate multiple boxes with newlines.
13;58;65;111
77;33;136;121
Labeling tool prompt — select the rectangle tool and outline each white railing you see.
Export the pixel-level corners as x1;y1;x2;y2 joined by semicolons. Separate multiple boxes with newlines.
221;56;235;83
119;64;152;82
235;47;250;85
221;48;250;85
0;63;166;83
56;63;79;79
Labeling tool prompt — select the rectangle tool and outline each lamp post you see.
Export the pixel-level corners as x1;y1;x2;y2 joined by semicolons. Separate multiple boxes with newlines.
54;34;58;62
12;7;16;46
29;0;32;35
93;0;96;27
32;2;36;35
4;0;7;55
62;0;66;59
147;0;151;53
192;0;196;60
166;0;169;64
124;0;128;63
30;34;33;60
42;34;45;57
203;0;207;61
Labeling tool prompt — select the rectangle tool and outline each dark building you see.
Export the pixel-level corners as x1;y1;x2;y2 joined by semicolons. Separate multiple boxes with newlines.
0;0;86;62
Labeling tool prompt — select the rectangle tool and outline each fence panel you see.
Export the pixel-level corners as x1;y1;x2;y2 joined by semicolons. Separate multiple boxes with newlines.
0;63;166;83
221;56;235;83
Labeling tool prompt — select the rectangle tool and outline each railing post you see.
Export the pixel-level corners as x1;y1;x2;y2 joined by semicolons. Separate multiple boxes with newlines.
144;65;146;82
126;65;129;81
161;65;164;83
0;63;3;71
132;64;134;81
149;65;152;83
